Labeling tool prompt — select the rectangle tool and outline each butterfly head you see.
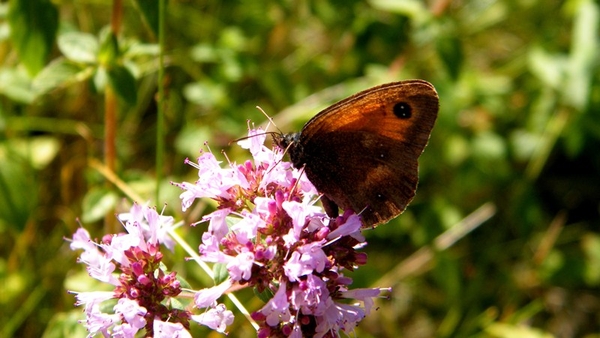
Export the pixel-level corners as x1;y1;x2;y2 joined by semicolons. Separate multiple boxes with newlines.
273;132;305;169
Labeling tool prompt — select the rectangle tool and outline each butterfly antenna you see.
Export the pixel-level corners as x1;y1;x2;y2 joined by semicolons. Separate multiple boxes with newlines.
229;107;283;146
256;106;284;134
229;130;279;145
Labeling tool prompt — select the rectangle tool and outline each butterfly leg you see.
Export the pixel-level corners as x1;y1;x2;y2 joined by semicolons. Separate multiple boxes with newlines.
321;195;340;219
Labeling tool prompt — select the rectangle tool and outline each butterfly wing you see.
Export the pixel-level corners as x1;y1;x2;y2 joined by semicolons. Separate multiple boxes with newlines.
295;80;439;227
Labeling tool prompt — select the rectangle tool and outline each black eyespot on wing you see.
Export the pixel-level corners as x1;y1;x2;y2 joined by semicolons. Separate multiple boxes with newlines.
393;102;411;119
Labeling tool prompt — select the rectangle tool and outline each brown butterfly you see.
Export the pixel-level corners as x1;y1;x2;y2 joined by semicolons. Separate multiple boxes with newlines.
274;80;439;227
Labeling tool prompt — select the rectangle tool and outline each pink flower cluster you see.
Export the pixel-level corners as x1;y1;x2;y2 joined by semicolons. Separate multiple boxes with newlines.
173;126;387;337
68;203;228;337
68;124;387;337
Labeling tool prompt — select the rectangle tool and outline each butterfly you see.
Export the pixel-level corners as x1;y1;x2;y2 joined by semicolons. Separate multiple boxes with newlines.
274;80;439;227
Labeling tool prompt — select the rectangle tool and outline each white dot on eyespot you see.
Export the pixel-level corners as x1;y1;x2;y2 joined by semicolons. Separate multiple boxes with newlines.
380;154;384;158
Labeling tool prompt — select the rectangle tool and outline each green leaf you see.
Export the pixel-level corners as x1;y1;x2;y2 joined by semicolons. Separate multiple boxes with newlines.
124;42;160;59
582;234;600;285
485;323;554;338
254;285;275;304
174;273;193;290
58;32;99;64
527;46;567;90
369;0;431;25
41;311;88;338
106;65;138;106
0;142;40;231
167;297;187;311
213;263;229;285
0;67;34;103
472;131;506;161
93;66;108;92
4;136;60;170
81;188;119;223
563;0;599;110
183;80;226;109
7;0;59;76
190;43;220;63
98;30;119;66
32;58;92;97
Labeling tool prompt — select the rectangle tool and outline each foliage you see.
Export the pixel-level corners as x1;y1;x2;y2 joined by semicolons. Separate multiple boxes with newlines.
0;0;599;337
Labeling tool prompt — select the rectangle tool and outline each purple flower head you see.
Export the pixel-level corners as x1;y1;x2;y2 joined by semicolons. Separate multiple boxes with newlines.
68;204;191;337
173;125;389;337
70;122;389;337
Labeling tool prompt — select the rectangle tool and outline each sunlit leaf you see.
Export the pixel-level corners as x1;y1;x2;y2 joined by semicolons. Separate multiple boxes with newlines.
563;0;599;109
32;58;93;96
582;234;600;285
98;30;119;67
58;32;99;64
81;188;119;223
1;136;61;170
527;47;567;90
369;0;430;24
0;67;34;103
485;323;554;338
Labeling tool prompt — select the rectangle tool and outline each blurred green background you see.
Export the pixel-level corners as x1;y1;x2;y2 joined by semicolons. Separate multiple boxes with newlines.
1;0;599;337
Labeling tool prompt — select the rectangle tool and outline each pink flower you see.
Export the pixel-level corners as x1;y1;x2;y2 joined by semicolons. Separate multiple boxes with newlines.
112;322;139;338
153;320;192;338
227;250;255;281
70;227;95;252
114;298;147;330
259;281;292;326
291;274;329;315
84;303;119;336
198;232;227;262
204;208;232;240
118;203;176;251
283;251;310;282
327;213;363;240
72;291;114;308
339;287;385;315
230;211;265;245
194;279;233;308
176;152;247;209
237;125;272;164
191;303;234;333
